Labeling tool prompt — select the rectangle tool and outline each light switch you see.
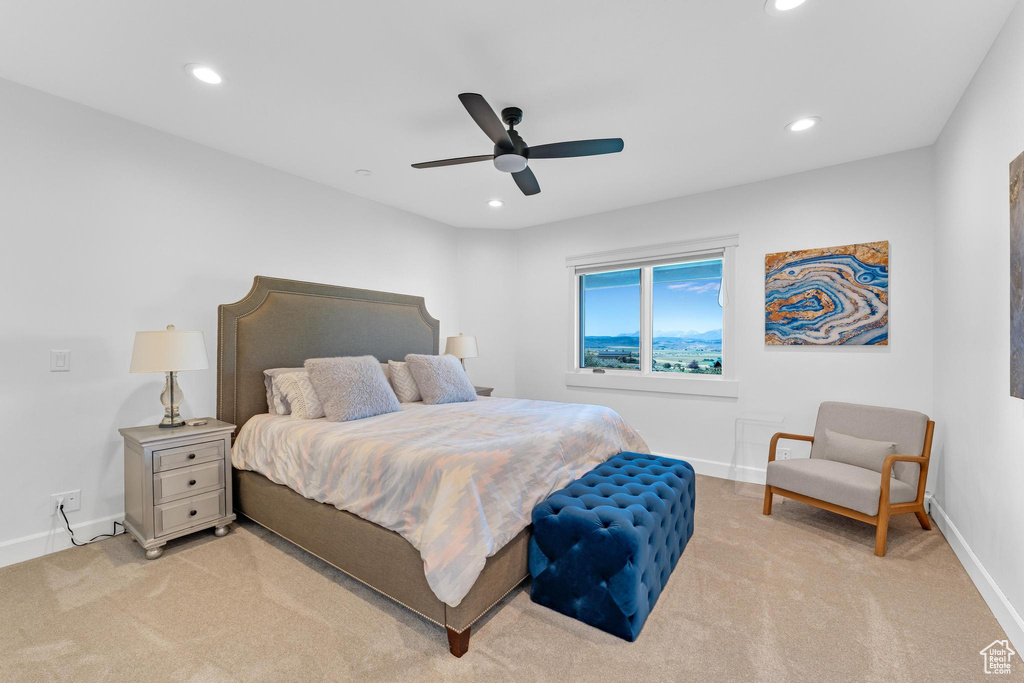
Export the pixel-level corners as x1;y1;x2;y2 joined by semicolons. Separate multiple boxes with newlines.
50;350;69;372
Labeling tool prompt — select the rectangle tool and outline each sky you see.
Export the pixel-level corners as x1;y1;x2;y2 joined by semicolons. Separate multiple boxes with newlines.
583;276;723;336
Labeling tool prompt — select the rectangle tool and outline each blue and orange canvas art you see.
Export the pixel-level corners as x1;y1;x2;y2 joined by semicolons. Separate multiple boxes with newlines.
765;241;889;346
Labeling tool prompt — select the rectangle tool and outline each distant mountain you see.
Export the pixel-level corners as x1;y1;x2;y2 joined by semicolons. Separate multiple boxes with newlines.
655;329;722;342
604;329;722;341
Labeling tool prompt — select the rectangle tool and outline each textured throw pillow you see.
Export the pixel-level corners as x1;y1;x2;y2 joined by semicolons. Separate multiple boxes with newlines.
387;360;422;403
275;371;325;420
264;367;304;414
304;355;401;422
404;354;477;405
822;429;896;475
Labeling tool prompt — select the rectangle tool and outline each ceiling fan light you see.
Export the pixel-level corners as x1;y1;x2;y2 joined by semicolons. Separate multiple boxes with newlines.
493;154;528;173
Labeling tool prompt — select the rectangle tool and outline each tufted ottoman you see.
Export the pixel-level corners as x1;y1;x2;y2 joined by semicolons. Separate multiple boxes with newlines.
529;452;696;641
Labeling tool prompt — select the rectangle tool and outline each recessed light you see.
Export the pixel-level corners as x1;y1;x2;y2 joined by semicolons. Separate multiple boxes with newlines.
355;169;372;176
765;0;807;15
487;199;504;208
787;116;820;132
186;64;222;85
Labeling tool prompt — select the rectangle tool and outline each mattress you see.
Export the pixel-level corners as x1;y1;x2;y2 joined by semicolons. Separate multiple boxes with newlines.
231;396;649;607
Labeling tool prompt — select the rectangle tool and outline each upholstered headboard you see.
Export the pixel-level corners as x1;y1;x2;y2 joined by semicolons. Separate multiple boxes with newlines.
217;276;439;429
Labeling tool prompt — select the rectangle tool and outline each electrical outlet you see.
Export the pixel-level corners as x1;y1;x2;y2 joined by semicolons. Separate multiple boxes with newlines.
51;490;81;515
776;447;792;461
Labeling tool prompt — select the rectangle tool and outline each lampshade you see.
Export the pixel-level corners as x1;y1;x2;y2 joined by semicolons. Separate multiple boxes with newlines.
444;333;478;360
130;324;209;373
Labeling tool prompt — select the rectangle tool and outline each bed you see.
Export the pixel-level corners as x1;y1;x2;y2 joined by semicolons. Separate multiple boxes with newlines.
218;276;648;656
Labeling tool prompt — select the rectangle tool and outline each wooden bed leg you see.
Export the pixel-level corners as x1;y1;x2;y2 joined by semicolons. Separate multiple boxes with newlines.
446;626;471;658
915;507;932;530
762;486;773;516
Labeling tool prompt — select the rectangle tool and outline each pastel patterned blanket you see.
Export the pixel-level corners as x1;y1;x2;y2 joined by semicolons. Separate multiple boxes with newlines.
232;397;649;607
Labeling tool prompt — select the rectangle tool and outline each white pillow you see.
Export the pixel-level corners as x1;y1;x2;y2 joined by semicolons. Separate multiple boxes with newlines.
387;360;422;403
305;356;401;422
404;354;477;405
275;372;325;420
264;367;304;414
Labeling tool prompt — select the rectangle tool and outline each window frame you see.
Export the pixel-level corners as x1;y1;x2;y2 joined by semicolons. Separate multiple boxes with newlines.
566;235;739;398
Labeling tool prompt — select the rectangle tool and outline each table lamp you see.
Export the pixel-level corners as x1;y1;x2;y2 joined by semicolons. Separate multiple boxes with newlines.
444;333;478;370
130;324;209;428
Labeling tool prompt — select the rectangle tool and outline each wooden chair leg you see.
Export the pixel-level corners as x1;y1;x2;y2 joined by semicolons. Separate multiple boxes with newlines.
915;507;932;530
763;486;773;516
874;507;890;557
446;626;471;658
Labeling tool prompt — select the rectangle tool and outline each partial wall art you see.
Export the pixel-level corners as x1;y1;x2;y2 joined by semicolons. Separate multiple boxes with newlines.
765;241;889;346
1011;151;1024;399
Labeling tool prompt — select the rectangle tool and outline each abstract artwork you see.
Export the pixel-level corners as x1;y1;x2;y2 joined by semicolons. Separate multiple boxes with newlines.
765;241;889;346
1011;151;1024;398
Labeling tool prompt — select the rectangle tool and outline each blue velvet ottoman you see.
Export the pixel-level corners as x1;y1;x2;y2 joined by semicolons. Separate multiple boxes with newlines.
529;452;695;641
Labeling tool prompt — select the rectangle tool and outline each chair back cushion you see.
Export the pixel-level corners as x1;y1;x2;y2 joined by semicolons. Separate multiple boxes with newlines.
810;402;928;489
819;429;896;475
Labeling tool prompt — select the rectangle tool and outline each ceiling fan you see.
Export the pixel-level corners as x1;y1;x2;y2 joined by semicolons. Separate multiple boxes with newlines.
411;93;624;196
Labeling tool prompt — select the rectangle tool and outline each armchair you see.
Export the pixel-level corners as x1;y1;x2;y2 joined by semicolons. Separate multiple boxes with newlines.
762;402;935;556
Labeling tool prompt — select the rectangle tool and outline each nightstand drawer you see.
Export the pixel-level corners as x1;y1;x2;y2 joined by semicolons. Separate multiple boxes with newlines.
153;439;223;472
154;460;223;504
154;490;224;537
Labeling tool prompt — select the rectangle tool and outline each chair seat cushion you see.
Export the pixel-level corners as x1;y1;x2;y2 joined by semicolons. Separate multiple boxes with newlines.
529;452;695;641
766;458;917;516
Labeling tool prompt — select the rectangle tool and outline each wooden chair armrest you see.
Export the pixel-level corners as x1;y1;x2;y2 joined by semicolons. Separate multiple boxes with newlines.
767;432;814;463
879;454;928;496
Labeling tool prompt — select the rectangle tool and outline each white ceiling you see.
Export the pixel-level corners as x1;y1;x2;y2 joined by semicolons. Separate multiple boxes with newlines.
0;1;1015;229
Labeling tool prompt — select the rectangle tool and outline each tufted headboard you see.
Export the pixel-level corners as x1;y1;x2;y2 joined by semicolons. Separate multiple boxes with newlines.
217;276;439;430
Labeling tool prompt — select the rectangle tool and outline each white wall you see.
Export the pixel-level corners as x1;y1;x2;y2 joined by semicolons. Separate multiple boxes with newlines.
512;148;936;480
0;78;464;561
932;1;1024;647
453;229;518;397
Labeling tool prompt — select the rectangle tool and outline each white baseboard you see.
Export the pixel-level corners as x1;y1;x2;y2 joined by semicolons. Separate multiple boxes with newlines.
0;512;125;569
926;499;1023;651
652;452;765;484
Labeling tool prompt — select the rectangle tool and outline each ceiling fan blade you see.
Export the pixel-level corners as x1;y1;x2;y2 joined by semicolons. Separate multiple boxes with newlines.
527;138;624;159
512;167;541;196
411;154;493;169
458;93;513;150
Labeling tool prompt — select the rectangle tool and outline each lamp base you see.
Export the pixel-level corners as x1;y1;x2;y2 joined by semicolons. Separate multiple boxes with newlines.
158;371;187;428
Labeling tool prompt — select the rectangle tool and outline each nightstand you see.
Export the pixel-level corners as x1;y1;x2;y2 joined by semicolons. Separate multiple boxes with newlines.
118;419;236;560
474;386;494;397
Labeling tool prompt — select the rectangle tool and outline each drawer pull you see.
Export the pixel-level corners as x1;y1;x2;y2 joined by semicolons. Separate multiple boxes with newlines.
190;510;198;516
188;453;196;460
188;479;197;486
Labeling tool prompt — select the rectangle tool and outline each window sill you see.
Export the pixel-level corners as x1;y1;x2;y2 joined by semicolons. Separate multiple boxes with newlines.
564;371;739;398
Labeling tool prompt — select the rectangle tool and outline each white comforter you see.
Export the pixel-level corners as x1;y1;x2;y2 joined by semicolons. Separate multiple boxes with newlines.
231;397;649;607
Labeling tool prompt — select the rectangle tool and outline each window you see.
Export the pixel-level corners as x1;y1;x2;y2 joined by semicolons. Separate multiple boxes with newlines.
652;259;723;375
566;236;738;397
580;268;641;370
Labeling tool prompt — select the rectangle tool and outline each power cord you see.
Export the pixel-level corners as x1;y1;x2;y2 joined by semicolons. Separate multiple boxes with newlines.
59;503;124;547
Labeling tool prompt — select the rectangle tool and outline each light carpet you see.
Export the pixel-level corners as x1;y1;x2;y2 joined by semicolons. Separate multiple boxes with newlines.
0;475;1017;682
